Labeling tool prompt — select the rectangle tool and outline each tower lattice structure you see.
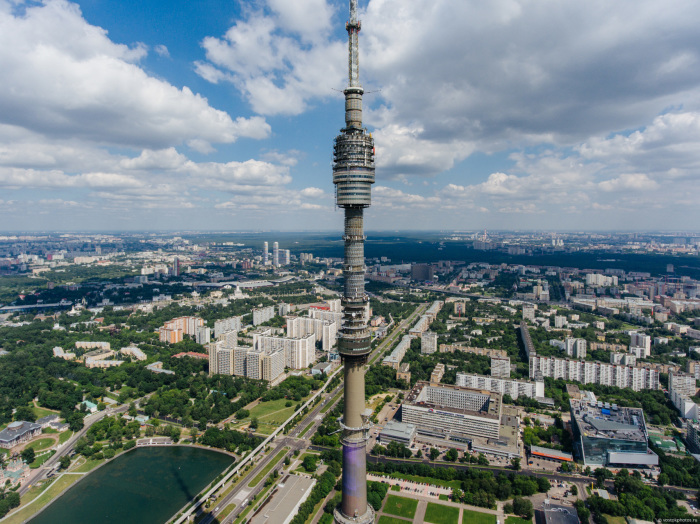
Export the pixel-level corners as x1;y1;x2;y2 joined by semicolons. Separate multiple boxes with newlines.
333;1;375;523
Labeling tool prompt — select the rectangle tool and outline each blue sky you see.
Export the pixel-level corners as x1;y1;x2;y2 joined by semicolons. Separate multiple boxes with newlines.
1;0;700;231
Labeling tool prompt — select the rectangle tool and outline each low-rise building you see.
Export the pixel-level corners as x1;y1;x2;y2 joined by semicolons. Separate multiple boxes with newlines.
0;421;42;449
570;399;657;467
379;421;417;446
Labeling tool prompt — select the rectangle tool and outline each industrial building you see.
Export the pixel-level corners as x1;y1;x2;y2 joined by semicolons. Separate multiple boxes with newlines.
402;381;502;442
570;399;658;467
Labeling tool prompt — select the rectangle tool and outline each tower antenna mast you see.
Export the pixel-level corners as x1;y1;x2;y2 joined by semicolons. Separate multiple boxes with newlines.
332;1;375;523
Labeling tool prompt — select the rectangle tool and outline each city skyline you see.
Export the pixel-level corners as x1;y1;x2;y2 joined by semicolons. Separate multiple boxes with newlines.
2;0;700;231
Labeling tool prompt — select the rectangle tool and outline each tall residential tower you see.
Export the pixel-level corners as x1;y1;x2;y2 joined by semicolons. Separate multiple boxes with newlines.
333;1;375;523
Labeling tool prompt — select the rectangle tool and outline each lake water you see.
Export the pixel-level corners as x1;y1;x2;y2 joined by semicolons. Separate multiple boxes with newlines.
31;446;233;524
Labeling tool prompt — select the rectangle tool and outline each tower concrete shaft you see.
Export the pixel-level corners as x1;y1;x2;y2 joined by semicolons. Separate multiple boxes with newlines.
333;1;374;524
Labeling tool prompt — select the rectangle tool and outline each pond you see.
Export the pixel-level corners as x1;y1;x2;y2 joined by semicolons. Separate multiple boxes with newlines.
31;446;233;524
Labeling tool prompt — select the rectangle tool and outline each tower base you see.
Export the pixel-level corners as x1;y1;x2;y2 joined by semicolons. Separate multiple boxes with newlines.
333;504;375;524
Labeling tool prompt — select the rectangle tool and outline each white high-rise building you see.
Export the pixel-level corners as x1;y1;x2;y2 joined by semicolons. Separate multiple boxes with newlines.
456;373;544;399
421;331;438;354
284;250;290;265
669;371;697;398
490;356;511;378
263;242;269;266
273;242;279;267
214;316;242;338
253;330;316;369
554;316;567;329
529;354;659;391
195;326;211;345
565;338;587;359
287;314;338;351
523;303;536;321
630;333;651;358
253;306;275;326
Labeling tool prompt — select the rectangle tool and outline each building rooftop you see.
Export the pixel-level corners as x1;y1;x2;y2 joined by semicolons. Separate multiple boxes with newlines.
570;399;647;443
0;421;41;443
543;503;579;524
379;421;417;441
404;381;501;420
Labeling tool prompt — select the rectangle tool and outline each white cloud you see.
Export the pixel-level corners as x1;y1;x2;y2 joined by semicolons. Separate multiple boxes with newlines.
0;0;270;148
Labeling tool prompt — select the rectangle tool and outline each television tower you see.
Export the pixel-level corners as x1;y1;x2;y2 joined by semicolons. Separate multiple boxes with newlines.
333;1;375;523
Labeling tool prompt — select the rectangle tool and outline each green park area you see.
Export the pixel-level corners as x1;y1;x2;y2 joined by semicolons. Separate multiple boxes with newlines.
424;502;459;524
383;495;418;520
463;508;497;524
26;438;56;452
378;517;412;524
505;516;533;524
239;396;309;435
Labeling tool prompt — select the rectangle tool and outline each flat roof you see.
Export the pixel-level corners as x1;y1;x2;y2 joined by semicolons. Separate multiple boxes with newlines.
380;421;417;440
530;445;573;462
249;474;316;524
404;381;501;420
571;399;647;443
543;503;579;524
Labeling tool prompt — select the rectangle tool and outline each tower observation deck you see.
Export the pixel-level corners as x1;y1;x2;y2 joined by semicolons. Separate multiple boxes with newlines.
333;1;375;524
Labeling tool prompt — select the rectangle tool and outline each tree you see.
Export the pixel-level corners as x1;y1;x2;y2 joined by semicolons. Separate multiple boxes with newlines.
235;409;249;420
128;402;137;417
416;449;422;458
21;447;35;464
429;448;440;461
303;455;318;472
445;448;458;462
249;417;259;430
14;406;36;422
570;484;578;496
59;455;71;469
512;497;533;519
511;457;521;470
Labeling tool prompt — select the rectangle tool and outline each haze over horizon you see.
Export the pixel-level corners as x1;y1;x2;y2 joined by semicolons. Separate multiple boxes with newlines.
2;0;700;232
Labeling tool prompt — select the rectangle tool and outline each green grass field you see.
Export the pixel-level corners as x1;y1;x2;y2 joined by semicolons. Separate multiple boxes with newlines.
32;405;59;420
58;430;73;445
378;516;412;524
383;495;418;520
505;517;533;524
247;448;288;487
424;503;459;524
603;516;626;524
463;508;497;524
30;450;55;469
244;397;309;433
27;438;56;452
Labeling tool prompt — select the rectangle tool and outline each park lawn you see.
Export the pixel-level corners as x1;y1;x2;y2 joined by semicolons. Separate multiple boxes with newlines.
26;438;56;452
72;457;105;473
383;495;418;520
58;430;73;445
439;494;449;501
378;516;411;524
463;508;497;524
424;502;459;524
247;448;288;487
603;516;626;524
388;472;461;490
32;405;59;419
391;484;401;492
30;450;55;469
505;517;533;524
3;474;79;524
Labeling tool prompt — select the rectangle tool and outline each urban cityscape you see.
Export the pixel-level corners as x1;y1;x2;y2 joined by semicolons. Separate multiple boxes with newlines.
2;1;700;524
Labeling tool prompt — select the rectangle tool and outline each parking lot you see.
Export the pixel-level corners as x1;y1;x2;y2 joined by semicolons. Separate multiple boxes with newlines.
367;473;452;499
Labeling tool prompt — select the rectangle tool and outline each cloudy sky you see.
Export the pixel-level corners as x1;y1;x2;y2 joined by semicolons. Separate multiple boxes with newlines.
2;0;700;232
